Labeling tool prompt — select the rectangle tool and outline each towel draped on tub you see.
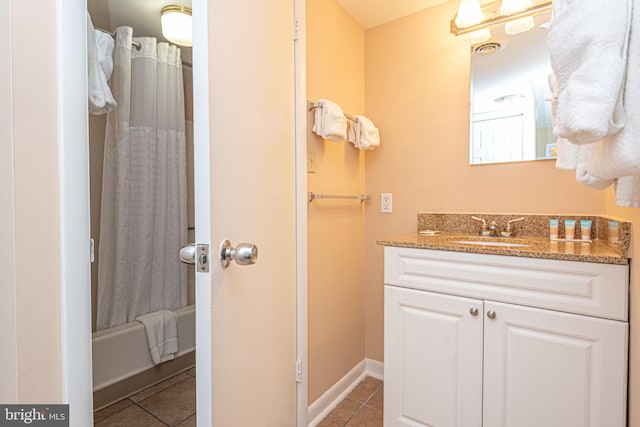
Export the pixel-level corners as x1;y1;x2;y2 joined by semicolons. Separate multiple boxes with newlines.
136;309;179;365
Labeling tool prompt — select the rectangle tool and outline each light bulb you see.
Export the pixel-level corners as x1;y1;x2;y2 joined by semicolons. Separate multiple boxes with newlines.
469;29;492;44
500;0;532;15
455;0;485;28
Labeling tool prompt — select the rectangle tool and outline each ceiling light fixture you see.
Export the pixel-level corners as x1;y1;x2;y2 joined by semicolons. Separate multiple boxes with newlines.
161;5;192;47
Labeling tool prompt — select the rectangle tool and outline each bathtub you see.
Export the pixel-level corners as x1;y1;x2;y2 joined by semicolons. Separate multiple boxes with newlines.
92;305;196;391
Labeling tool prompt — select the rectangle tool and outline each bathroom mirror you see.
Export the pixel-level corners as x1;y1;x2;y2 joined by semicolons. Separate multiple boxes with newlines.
469;12;555;165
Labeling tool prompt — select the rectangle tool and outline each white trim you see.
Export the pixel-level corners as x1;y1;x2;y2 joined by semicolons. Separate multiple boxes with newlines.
0;0;18;403
58;1;94;425
307;359;384;427
365;358;384;381
192;0;213;425
294;0;308;424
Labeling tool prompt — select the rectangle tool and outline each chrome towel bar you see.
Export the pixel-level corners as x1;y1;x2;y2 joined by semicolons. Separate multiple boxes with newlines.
308;192;371;203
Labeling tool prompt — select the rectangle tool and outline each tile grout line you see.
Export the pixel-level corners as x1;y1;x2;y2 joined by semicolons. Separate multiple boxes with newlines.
343;381;383;427
131;399;172;426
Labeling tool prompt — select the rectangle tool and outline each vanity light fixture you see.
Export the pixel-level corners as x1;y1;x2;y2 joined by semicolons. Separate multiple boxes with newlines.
454;0;485;28
451;0;551;39
161;5;192;47
455;0;492;43
500;0;535;34
469;28;492;44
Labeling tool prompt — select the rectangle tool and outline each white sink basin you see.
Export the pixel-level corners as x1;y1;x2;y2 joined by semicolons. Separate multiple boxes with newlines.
453;240;530;248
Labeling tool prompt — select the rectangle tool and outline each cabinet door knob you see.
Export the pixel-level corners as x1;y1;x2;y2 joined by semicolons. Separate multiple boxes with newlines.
469;307;479;316
487;310;496;319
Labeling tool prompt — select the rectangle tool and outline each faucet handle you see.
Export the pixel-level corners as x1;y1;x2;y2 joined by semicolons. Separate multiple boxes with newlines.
507;217;525;226
502;217;525;237
471;216;490;236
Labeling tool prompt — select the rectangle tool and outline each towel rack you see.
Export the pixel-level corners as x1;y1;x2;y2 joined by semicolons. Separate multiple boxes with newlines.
307;101;356;122
308;192;371;203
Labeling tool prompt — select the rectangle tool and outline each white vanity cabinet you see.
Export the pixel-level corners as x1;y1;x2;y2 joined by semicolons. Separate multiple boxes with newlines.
384;246;629;427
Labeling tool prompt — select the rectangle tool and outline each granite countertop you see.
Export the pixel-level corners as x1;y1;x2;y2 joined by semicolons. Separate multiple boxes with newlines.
377;232;628;265
377;213;631;265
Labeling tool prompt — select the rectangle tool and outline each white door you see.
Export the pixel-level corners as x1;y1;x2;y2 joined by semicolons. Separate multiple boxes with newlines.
193;0;298;425
384;286;483;427
483;301;628;427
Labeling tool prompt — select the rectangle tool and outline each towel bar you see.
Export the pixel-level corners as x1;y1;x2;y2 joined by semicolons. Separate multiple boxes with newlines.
308;192;371;203
307;101;356;122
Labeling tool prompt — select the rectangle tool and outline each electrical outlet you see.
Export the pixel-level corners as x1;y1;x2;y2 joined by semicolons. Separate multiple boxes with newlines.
307;152;316;173
381;193;392;213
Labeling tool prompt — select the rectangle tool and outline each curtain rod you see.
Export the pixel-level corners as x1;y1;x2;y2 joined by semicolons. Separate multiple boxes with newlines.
95;27;142;50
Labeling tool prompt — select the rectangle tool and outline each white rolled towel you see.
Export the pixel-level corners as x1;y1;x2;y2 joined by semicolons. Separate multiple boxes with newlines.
87;12;117;115
311;99;348;142
348;115;380;150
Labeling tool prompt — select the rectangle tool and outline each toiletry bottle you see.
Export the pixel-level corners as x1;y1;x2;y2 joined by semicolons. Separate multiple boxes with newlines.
564;219;576;240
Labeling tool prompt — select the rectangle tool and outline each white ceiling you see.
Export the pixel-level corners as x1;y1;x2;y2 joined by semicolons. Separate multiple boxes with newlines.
335;0;449;29
87;0;453;63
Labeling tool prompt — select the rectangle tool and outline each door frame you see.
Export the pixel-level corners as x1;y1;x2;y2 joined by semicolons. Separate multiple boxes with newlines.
58;1;94;425
294;0;309;424
191;0;213;424
58;0;308;425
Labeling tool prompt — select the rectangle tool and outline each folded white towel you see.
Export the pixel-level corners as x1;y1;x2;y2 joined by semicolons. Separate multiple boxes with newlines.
136;310;179;365
548;0;631;144
87;13;116;115
311;99;348;142
348;115;380;150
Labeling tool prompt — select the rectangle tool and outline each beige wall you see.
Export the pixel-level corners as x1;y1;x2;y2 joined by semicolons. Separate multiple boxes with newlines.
363;2;606;362
307;0;367;404
1;0;64;402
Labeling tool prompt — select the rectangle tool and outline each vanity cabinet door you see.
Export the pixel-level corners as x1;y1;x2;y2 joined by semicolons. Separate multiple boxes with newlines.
384;285;484;427
482;301;628;427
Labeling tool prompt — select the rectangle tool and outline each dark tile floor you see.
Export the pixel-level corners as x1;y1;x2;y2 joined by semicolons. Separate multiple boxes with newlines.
94;367;196;427
95;369;382;427
317;376;383;427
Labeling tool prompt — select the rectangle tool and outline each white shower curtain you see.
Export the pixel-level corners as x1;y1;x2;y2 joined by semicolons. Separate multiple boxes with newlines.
97;26;187;330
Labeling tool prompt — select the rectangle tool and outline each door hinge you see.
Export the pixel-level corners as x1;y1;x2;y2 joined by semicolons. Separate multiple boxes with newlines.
293;17;300;41
296;359;302;383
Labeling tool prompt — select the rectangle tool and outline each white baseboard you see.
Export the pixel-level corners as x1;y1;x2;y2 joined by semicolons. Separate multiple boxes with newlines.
365;358;384;380
307;358;384;427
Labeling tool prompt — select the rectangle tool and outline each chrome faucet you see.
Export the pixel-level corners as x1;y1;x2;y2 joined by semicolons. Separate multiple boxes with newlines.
471;216;525;237
471;216;491;236
501;217;525;237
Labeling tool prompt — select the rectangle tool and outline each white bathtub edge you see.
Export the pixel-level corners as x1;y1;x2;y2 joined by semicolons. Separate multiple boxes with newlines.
92;305;196;391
